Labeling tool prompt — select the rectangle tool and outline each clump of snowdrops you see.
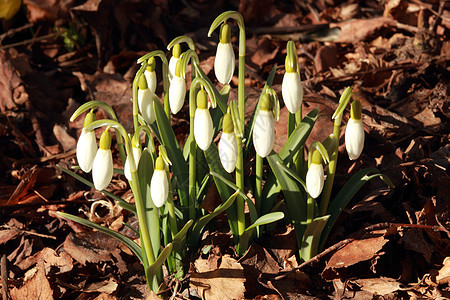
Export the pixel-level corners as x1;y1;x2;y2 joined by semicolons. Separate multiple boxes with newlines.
58;11;392;295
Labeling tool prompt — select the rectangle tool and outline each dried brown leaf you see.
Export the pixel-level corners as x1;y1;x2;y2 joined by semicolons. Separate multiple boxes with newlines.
10;259;54;300
353;277;404;296
332;17;397;43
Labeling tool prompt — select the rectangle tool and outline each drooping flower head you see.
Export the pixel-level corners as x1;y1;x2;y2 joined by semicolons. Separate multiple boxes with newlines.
282;41;303;114
214;23;235;85
253;93;275;158
194;88;214;151
306;150;324;199
124;133;142;181
345;99;364;160
92;128;114;191
138;74;157;124
219;113;238;173
76;111;97;173
168;59;186;114
150;156;169;208
168;43;181;81
144;57;157;93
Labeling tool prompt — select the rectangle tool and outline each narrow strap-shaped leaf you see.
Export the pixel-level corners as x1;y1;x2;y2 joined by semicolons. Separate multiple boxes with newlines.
58;212;143;264
146;243;173;288
300;215;329;261
172;219;194;253
275;160;307;190
319;168;393;250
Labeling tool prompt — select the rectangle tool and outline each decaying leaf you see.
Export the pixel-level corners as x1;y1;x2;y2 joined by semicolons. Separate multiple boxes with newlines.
10;259;54;300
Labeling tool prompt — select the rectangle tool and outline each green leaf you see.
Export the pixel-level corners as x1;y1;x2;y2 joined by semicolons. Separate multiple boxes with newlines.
146;242;173;285
331;86;352;120
189;190;239;248
238;212;284;253
172;219;193;253
319;168;394;250
300;215;329;261
58;212;143;264
275;160;307;191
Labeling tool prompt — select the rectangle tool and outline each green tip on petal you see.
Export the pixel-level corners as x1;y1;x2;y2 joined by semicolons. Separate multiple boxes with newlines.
222;113;234;133
197;89;208;109
260;93;272;112
311;150;322;165
173;44;181;58
146;57;156;72
138;74;148;90
84;111;95;127
155;156;165;171
219;23;231;44
99;130;112;150
350;99;362;120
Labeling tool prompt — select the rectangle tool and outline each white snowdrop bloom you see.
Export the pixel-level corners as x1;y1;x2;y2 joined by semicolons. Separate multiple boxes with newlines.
144;57;157;93
124;141;142;181
138;74;156;124
92;130;113;191
253;93;275;158
218;113;238;173
345;99;365;160
76;112;97;173
194;89;213;151
168;69;186;114
214;23;235;85
150;157;169;208
168;44;181;81
282;71;303;114
306;151;324;199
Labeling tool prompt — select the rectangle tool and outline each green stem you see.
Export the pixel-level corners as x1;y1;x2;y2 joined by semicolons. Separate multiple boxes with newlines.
255;154;263;216
188;89;197;222
288;113;295;137
236;136;245;249
306;195;314;224
294;106;304;177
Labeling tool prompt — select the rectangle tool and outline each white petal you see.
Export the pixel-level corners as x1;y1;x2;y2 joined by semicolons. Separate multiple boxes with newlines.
144;69;157;93
345;118;365;160
306;163;324;198
124;147;142;181
194;108;214;151
138;88;156;124
282;72;303;114
214;42;235;85
219;132;238;173
92;148;113;191
150;169;168;208
77;129;98;173
169;75;186;114
168;56;179;81
253;110;275;158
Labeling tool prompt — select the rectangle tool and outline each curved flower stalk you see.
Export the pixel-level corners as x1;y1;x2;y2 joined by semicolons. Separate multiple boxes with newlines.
137;74;157;124
168;60;186;114
194;89;214;151
76;111;97;173
168;43;181;81
150;156;169;208
124;133;142;181
92;128;114;191
306;150;324;199
144;57;157;93
253;93;275;158
219;113;238;173
282;41;303;114
214;23;235;85
345;99;364;160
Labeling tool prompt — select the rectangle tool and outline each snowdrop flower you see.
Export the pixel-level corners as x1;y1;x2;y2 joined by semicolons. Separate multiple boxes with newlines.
345;99;365;160
168;44;181;81
150;156;169;208
76;111;97;173
138;74;157;124
306;150;324;199
253;93;275;158
144;57;157;93
282;43;303;114
194;89;213;151
124;134;142;181
168;60;186;114
214;23;235;85
92;129;113;191
218;113;238;173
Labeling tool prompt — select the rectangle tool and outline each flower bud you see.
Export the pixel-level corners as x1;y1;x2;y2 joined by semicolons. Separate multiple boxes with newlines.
282;68;303;114
194;89;213;151
168;60;186;114
150;156;169;208
214;23;235;85
306;150;324;198
92;129;113;191
124;134;142;181
219;113;238;173
253;93;275;158
168;44;181;81
345;99;364;160
77;112;97;173
144;57;157;93
138;74;157;124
